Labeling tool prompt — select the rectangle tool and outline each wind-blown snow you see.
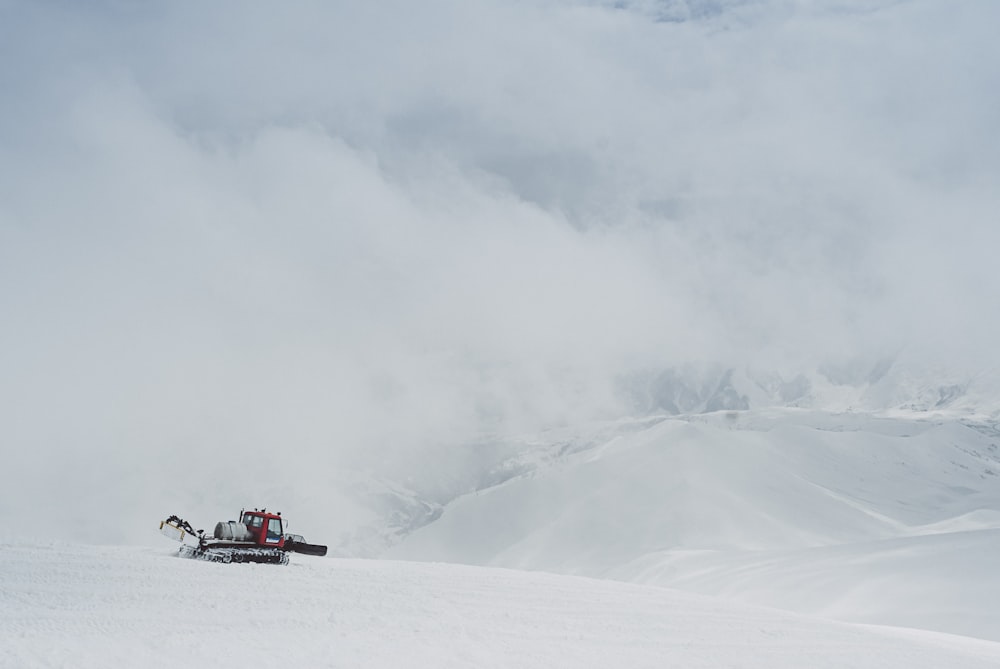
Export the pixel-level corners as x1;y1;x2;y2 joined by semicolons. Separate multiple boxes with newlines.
4;542;1000;669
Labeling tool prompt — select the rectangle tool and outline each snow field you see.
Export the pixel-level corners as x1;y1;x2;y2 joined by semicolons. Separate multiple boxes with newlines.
4;542;1000;669
611;528;1000;641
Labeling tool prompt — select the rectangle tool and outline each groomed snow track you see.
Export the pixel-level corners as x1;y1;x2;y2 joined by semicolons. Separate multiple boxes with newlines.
6;542;1000;669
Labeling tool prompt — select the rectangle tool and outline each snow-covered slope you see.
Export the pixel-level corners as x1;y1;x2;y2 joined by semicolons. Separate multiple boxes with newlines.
386;409;1000;641
614;528;1000;643
4;541;1000;669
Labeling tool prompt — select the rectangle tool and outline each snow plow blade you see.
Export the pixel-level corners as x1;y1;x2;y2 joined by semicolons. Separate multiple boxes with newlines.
159;519;187;542
286;539;328;557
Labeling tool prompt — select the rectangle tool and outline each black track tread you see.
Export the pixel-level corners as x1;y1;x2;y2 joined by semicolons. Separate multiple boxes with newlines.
179;545;290;565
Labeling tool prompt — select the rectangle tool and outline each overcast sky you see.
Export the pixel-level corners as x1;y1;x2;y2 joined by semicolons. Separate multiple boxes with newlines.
2;0;998;539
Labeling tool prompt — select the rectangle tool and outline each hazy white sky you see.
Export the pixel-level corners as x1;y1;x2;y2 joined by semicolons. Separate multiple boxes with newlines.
1;0;998;537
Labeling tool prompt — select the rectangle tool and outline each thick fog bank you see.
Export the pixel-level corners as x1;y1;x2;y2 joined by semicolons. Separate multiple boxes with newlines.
2;0;998;541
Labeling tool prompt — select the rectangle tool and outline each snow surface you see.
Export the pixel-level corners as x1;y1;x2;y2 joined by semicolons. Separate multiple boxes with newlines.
4;541;1000;669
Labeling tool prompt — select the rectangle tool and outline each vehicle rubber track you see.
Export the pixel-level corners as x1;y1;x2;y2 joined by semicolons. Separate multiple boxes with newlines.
178;544;290;565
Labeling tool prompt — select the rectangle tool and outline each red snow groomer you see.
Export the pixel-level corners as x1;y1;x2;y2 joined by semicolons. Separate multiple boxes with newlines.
159;508;328;565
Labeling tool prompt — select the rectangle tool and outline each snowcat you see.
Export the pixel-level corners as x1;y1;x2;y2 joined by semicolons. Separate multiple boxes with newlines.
159;507;327;565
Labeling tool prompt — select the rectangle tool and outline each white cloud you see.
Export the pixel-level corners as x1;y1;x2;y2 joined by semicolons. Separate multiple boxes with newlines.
1;0;998;537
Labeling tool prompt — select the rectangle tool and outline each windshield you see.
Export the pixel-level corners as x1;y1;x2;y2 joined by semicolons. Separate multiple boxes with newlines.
266;517;283;543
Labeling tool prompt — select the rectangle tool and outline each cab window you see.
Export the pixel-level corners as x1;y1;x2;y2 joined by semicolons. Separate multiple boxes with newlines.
266;517;282;543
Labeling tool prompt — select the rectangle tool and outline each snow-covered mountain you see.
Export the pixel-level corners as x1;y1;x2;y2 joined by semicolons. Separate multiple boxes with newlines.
383;408;1000;641
330;357;1000;562
7;405;1000;666
621;357;1000;417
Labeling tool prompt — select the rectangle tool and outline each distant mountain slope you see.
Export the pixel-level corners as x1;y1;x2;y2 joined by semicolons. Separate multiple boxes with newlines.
385;409;1000;640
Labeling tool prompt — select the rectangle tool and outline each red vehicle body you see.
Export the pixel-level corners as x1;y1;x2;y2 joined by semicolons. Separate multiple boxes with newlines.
239;509;286;548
